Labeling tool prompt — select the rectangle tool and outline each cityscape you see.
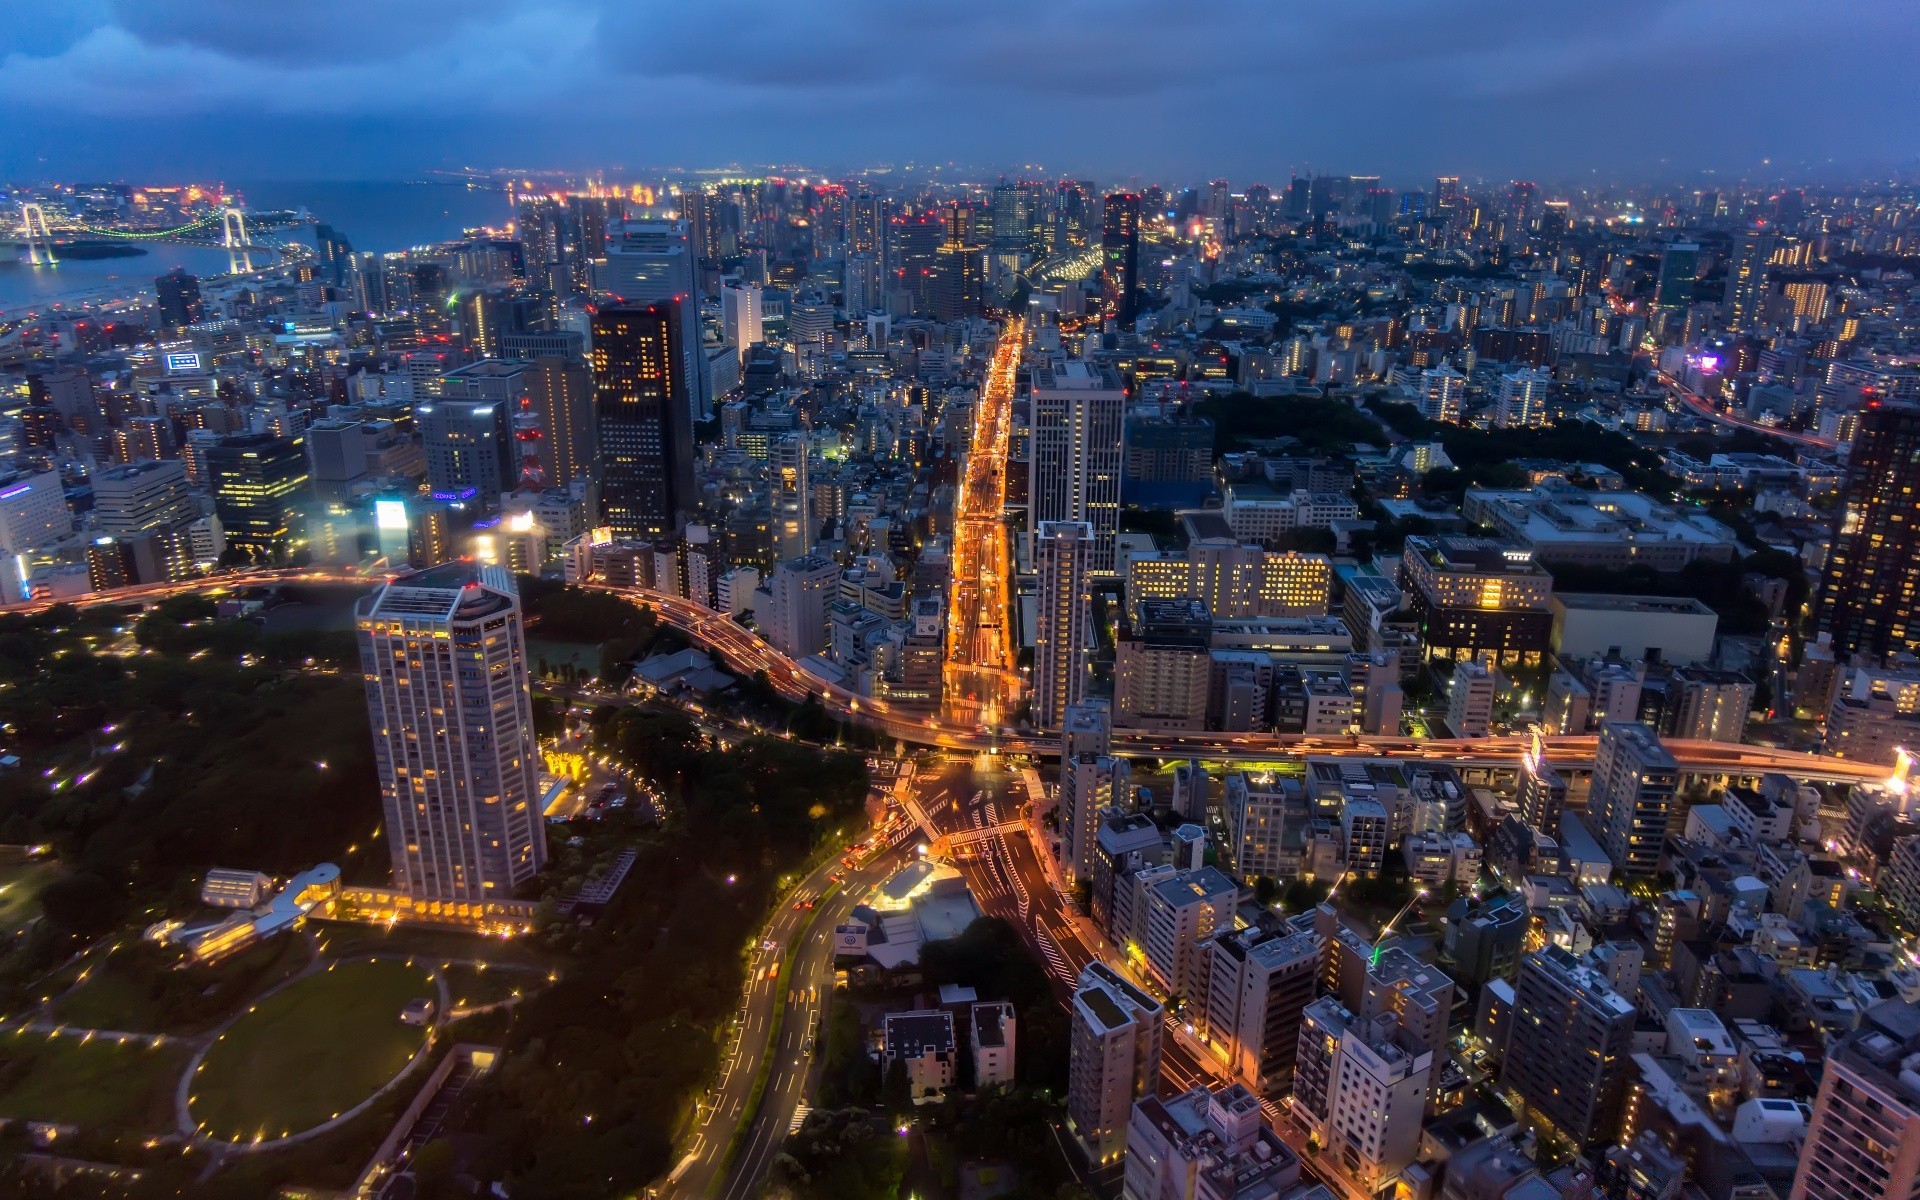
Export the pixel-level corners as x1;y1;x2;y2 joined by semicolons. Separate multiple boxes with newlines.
5;13;1920;1200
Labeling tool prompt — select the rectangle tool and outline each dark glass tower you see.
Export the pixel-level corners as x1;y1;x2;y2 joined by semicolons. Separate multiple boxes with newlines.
154;269;204;331
1816;401;1920;659
591;303;695;541
1100;192;1140;326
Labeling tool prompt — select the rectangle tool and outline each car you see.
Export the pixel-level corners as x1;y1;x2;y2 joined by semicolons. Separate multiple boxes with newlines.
793;899;808;910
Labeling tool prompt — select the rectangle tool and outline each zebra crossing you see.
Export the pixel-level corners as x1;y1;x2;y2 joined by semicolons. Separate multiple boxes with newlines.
1034;926;1073;982
788;1104;811;1134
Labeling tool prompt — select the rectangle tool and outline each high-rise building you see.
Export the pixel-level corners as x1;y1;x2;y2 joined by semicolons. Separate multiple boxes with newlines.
356;565;546;906
154;269;203;331
1415;365;1465;424
1029;360;1125;574
1501;946;1637;1148
1724;229;1776;331
0;468;72;555
591;303;697;541
1816;402;1920;660
1034;520;1095;730
1063;753;1131;886
1068;961;1164;1167
1517;738;1567;835
1101;193;1141;325
1139;865;1238;1001
762;554;840;661
1790;997;1920;1200
598;219;711;421
722;284;763;364
206;433;308;559
1492;368;1550;429
417;397;512;517
92;460;197;537
1590;722;1678;877
1198;922;1322;1095
771;432;811;559
1655;242;1699;315
1663;666;1754;743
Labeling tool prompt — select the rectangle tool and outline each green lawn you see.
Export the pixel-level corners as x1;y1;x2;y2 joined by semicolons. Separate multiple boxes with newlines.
441;962;548;1013
53;935;312;1035
187;958;435;1141
310;921;557;969
0;1029;188;1130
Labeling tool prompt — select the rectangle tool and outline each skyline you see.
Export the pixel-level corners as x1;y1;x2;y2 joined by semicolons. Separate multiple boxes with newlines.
5;0;1920;182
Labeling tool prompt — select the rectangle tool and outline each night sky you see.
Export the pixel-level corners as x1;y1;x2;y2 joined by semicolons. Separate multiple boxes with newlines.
4;0;1917;183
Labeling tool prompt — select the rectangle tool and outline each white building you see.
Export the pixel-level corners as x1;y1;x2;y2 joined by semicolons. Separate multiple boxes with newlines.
0;469;72;555
1446;660;1497;737
1034;521;1095;730
1493;368;1551;429
760;555;840;660
1068;962;1164;1167
1029;361;1125;574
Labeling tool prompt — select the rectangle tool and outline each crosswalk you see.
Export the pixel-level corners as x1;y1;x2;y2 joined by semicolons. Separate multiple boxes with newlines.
1034;925;1073;982
788;1104;811;1134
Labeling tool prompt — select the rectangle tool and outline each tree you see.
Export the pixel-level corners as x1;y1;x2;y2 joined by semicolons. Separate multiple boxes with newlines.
882;1058;913;1116
38;871;125;938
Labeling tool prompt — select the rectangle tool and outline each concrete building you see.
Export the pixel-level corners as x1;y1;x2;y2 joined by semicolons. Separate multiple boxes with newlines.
1492;368;1550;429
1065;754;1132;886
1549;593;1719;666
970;1001;1017;1089
761;554;840;661
1123;1083;1302;1200
1225;772;1308;884
882;1009;957;1104
1790;997;1920;1200
1141;867;1239;1001
0;469;73;555
1198;923;1322;1095
356;565;546;908
1400;535;1553;668
1446;660;1497;737
92;459;197;537
1116;599;1214;731
1069;961;1165;1166
1464;481;1740;571
1292;1000;1433;1195
1034;520;1096;729
1502;946;1637;1148
1029;361;1125;574
598;219;710;421
1664;666;1754;744
1590;722;1678;877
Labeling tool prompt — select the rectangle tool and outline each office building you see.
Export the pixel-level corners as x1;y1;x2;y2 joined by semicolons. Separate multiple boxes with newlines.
1791;997;1920;1200
1655;242;1699;315
418;397;512;516
597;219;710;421
1068;961;1164;1166
721;283;763;363
1549;593;1719;665
1122;1083;1302;1200
1724;229;1775;331
92;459;197;537
1590;722;1678;877
1029;361;1125;574
154;269;203;330
1502;946;1637;1148
772;433;812;558
1816;402;1920;661
591;303;697;540
761;554;839;662
449;356;596;492
1400;535;1554;668
1099;192;1141;325
1034;520;1095;730
0;468;72;554
1064;754;1132;887
1115;599;1213;731
356;564;546;907
207;434;308;559
1224;772;1307;884
1198;923;1322;1096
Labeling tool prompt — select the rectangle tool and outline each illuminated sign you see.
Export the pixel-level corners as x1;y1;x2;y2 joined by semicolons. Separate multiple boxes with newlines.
375;499;409;532
430;487;479;502
165;352;202;372
0;484;34;501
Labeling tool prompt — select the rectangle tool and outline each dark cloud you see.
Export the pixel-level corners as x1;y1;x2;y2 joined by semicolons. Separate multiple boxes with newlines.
2;0;1916;181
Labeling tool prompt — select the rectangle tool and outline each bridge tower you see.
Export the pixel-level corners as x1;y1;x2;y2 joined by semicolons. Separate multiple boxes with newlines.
18;204;57;266
221;207;251;272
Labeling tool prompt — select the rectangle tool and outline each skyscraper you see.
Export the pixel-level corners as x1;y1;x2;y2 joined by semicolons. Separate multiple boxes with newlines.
598;219;711;422
1033;520;1094;731
1816;402;1920;660
356;564;546;906
1501;947;1637;1148
1655;241;1699;315
154;269;204;331
771;432;811;559
1590;722;1677;877
1029;360;1125;574
1724;229;1776;331
721;283;763;363
1100;193;1141;326
206;433;309;559
417;396;512;517
591;303;697;541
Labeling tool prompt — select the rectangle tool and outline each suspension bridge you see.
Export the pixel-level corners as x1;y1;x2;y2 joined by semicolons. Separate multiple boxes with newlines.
12;203;314;268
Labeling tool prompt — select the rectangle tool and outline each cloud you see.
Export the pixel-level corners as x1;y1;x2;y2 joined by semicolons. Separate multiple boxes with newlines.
1;0;1915;179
